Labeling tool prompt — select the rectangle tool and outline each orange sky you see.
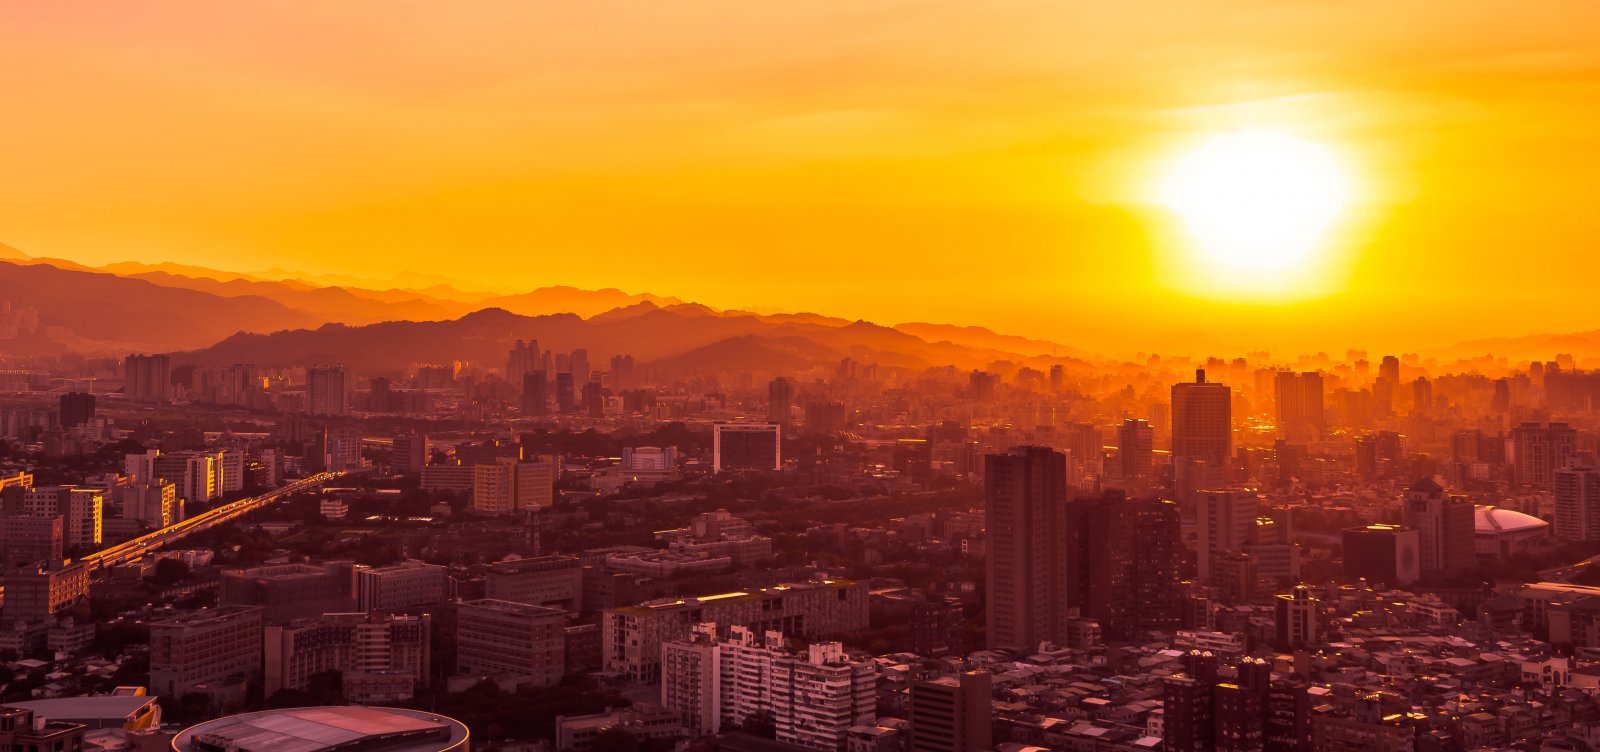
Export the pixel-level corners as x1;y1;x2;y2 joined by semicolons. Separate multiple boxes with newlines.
4;2;1599;355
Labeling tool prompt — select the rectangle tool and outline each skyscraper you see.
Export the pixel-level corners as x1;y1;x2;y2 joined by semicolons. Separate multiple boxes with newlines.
1273;586;1321;648
768;376;794;426
555;372;576;413
1511;421;1578;488
306;365;349;416
1272;371;1324;440
1172;369;1232;498
1555;466;1600;542
507;339;539;387
712;423;782;474
984;446;1069;651
1399;478;1474;579
522;371;547;416
124;354;171;403
1062;492;1184;641
58;392;95;428
908;670;992;752
582;381;604;418
569;348;590;383
392;432;430;475
1195;489;1258;583
1115;418;1153;484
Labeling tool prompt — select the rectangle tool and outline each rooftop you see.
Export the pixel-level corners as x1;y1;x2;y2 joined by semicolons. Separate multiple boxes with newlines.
610;580;859;616
173;706;467;752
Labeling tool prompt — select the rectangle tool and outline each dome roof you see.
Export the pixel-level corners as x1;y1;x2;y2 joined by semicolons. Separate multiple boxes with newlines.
1475;505;1549;534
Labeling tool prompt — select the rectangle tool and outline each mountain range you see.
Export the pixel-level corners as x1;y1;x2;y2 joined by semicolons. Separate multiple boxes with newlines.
2;241;1596;372
0;244;1091;375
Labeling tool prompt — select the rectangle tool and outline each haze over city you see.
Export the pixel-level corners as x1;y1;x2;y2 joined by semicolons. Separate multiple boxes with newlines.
7;4;1600;752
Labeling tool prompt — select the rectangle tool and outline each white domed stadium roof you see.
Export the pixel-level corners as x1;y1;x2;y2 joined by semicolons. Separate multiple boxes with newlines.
1475;505;1549;534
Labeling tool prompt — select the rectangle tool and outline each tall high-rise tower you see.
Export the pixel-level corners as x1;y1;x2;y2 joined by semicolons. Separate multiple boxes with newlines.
1399;478;1474;579
306;365;350;416
1273;371;1324;441
768;377;794;427
984;446;1069;652
1172;369;1232;498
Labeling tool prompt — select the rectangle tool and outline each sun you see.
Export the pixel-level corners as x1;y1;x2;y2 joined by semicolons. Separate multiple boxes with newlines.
1160;129;1351;272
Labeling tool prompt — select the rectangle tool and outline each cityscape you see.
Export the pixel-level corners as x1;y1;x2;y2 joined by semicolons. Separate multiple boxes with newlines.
5;4;1600;752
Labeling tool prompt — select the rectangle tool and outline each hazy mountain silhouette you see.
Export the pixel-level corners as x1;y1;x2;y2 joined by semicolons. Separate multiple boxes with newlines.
0;260;320;354
181;304;1094;377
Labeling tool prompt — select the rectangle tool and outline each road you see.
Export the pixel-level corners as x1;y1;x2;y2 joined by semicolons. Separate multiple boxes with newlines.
80;471;348;573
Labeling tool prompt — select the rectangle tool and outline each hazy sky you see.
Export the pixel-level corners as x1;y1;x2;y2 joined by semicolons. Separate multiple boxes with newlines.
4;2;1599;354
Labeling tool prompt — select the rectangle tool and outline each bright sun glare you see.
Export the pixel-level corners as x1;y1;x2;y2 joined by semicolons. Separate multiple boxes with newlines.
1161;129;1350;273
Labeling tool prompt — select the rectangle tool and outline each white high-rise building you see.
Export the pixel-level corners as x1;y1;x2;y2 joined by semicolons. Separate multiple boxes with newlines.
219;449;246;494
124;449;160;484
661;623;875;751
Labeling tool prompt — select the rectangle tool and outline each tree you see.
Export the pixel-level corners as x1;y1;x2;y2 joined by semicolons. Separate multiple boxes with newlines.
153;558;190;585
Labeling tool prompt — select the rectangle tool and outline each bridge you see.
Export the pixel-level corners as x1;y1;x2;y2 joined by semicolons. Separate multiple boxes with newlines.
80;470;349;573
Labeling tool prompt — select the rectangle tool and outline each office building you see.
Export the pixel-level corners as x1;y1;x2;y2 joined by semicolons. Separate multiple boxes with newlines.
1273;371;1324;441
9;486;102;549
1274;586;1321;648
1172;369;1232;499
484;555;583;610
1556;465;1600;542
149;605;264;699
507;339;540;387
1400;478;1474;578
1;561;89;628
0;707;86;752
1172;369;1232;466
581;381;604;417
124;354;171;403
805;402;847;436
1115;418;1153;483
306;365;350;416
984;446;1069;652
58;393;95;428
555;372;576;413
712;422;782;474
0;516;63;568
152;451;219;505
221;562;357;623
521;372;548;416
1195;489;1258;583
602;580;867;684
1342;524;1421;586
471;456;556;515
265;612;431;704
356;560;449;612
456;599;567;687
393;432;430;475
768;377;794;426
1062;492;1184;641
908;670;992;752
1512;421;1577;488
911;598;965;658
